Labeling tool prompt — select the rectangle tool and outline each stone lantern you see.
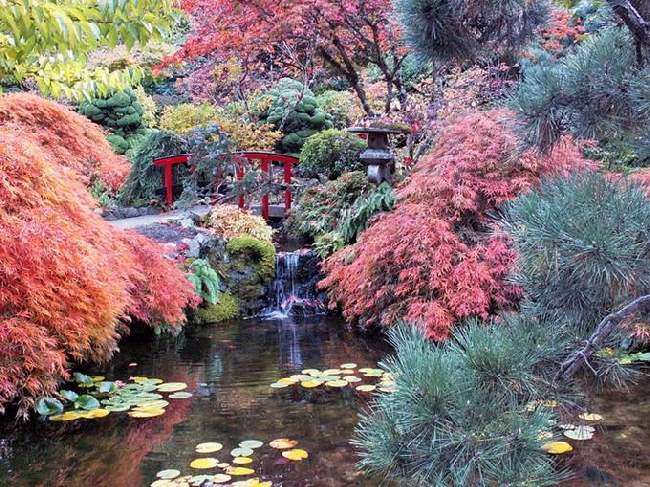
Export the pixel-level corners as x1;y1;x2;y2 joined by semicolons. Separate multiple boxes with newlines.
347;126;403;184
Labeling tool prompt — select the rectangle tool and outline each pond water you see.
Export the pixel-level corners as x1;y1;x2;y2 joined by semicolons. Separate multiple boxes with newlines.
0;316;648;487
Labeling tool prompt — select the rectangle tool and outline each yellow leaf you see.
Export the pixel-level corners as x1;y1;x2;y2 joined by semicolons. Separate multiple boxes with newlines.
541;441;573;454
189;458;219;469
233;457;253;465
282;449;309;461
300;379;323;389
128;408;165;418
225;466;255;476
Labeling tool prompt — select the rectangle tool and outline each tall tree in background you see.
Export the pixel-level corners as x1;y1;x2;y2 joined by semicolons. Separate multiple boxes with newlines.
0;0;179;99
166;0;406;115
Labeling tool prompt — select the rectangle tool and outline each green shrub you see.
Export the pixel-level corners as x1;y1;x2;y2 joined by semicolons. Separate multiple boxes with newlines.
355;319;565;486
259;78;333;154
315;90;363;129
501;172;650;334
195;292;240;323
226;235;276;283
187;259;221;304
298;129;366;180
338;182;395;243
133;86;158;128
159;102;218;134
79;89;146;155
284;171;371;240
118;130;188;206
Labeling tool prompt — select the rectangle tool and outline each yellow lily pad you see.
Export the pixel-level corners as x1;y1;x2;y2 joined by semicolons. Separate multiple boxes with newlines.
579;413;603;421
225;466;255;476
189;457;219;469
156;382;188;393
541;441;574;454
195;442;223;453
91;376;106;382
233;457;253;465
82;408;110;419
156;469;181;479
217;463;230;468
323;369;342;375
301;369;321;376
355;385;376;392
277;377;298;385
212;474;232;483
135;400;169;409
282;448;309;461
128;408;165;418
300;379;323;388
49;411;83;421
340;363;357;369
269;438;298;449
325;380;348;388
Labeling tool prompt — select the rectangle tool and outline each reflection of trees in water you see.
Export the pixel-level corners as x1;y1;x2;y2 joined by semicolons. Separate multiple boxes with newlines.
277;319;307;369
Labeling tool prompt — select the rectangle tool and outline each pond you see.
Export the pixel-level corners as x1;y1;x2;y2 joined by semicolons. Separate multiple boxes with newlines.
0;316;648;486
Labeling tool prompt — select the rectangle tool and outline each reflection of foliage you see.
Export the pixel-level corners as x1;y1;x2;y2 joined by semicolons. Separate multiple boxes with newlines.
0;93;129;193
298;129;366;180
195;292;240;324
187;259;221;304
226;236;276;283
208;205;274;242
0;126;197;418
259;78;334;154
285;172;371;240
355;321;565;486
320;110;593;339
118;130;188;206
500;172;650;336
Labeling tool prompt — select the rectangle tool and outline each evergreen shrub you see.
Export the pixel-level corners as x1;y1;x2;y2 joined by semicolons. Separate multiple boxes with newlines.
298;129;366;180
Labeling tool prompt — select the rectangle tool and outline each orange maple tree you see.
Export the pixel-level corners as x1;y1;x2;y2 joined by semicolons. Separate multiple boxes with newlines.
320;110;595;339
0;96;198;418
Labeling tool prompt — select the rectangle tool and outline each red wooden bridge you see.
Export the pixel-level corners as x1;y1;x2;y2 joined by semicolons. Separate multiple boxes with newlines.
153;152;299;220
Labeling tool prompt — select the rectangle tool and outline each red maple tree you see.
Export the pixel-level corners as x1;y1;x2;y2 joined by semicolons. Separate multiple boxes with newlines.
165;0;406;113
320;110;595;339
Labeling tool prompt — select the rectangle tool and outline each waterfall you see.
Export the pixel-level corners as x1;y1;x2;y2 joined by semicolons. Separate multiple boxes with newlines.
263;249;325;319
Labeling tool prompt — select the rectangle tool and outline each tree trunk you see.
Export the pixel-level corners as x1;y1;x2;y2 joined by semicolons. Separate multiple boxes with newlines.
607;0;650;64
556;294;650;381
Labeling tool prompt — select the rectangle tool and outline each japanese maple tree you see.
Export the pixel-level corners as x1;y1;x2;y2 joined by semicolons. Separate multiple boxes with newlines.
166;0;406;114
319;110;594;339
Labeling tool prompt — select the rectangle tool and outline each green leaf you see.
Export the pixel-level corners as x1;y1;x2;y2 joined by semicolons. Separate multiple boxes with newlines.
74;395;100;411
36;397;64;416
73;372;94;387
60;390;79;402
96;381;118;394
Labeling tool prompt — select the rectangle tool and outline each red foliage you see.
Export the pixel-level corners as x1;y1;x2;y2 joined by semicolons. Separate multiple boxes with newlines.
537;8;584;53
0;122;197;417
0;93;129;192
164;0;404;105
320;110;594;339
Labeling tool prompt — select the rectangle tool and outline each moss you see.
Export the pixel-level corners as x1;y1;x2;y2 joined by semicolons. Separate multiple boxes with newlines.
226;235;276;283
195;292;240;324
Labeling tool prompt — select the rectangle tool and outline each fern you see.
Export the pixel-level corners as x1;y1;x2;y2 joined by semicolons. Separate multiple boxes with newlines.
187;259;221;304
338;182;395;244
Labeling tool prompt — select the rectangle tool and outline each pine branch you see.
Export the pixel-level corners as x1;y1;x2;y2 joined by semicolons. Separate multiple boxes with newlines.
557;294;650;381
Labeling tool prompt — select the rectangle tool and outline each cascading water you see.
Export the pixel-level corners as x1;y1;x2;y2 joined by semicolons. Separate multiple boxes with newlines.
263;249;325;319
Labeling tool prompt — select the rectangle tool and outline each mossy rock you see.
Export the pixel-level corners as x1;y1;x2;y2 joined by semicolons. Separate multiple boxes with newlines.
225;235;276;283
195;293;240;324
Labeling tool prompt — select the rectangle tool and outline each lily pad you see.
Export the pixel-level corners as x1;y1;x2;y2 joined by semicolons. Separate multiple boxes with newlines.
231;447;254;457
541;441;573;454
49;411;83;421
195;442;223;454
340;363;357;369
212;474;232;483
190;457;219;469
322;369;342;375
135;400;169;409
97;381;118;394
270;382;291;389
282;448;309;461
277;378;298;385
325;380;348;388
269;438;298;449
169;392;193;399
579;412;603;421
301;369;321;376
75;395;100;411
344;376;362;383
300;379;323;388
156;382;188;393
233;457;253;465
225;466;255;476
60;390;79;402
355;385;376;392
128;408;165;418
156;469;181;480
36;397;64;417
105;404;131;412
81;408;110;419
563;426;595;441
189;474;213;486
239;440;263;449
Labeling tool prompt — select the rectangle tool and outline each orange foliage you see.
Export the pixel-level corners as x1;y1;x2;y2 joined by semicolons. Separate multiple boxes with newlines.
537;8;584;53
320;110;594;339
0;93;129;192
0;124;197;418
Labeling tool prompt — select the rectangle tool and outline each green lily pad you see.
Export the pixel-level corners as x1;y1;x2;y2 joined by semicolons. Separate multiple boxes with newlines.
60;390;79;402
239;440;263;449
75;395;100;411
156;469;181;479
230;447;254;457
36;397;64;417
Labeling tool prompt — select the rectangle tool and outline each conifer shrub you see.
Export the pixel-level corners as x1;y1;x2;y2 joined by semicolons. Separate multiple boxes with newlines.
320;110;593;339
259;78;333;154
500;172;650;333
315;90;363;129
354;319;567;486
79;89;147;155
0;126;198;418
298;129;366;180
0;93;129;193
